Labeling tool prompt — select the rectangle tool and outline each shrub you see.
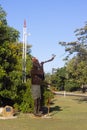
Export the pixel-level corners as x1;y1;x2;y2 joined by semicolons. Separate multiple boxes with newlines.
65;80;79;92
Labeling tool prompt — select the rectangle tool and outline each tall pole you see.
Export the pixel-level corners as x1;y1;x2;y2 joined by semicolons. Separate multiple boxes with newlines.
22;20;27;83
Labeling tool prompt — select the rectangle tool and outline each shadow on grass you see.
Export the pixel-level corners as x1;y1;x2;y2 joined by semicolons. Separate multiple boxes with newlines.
73;97;87;103
42;105;62;115
50;105;62;112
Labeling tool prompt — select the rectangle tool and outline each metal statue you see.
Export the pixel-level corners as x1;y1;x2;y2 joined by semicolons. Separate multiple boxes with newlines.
31;54;56;116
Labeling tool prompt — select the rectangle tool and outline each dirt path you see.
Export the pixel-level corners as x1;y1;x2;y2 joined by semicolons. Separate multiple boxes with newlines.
53;91;87;97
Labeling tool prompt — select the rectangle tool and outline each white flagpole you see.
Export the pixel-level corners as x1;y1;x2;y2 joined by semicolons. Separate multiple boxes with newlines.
22;20;27;83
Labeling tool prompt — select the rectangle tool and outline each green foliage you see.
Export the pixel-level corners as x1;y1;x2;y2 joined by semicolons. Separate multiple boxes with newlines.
51;74;58;88
59;22;87;62
66;58;87;91
0;5;7;25
58;22;87;92
20;80;34;113
43;89;54;115
44;89;54;106
51;67;66;91
65;80;79;92
0;7;19;43
0;42;22;97
0;5;33;113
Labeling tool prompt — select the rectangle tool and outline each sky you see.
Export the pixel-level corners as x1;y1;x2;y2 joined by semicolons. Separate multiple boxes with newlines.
0;0;87;73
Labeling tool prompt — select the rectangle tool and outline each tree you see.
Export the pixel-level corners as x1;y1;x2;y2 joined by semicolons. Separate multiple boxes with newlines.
0;6;19;43
64;57;87;91
0;5;7;25
44;89;54;115
51;67;66;91
59;22;87;61
0;5;20;99
59;22;87;91
0;5;34;112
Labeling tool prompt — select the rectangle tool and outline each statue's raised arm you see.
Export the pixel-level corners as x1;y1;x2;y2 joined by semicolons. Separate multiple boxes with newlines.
40;54;56;65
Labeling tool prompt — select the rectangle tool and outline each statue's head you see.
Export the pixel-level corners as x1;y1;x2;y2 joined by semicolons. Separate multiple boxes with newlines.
32;57;40;68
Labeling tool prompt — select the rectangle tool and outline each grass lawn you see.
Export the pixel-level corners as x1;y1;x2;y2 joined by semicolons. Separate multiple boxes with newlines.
0;95;87;130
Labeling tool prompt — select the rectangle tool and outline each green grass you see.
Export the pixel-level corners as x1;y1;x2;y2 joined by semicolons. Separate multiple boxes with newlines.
0;95;87;130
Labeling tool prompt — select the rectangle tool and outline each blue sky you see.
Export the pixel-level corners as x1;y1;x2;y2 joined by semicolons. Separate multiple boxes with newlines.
1;0;87;73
